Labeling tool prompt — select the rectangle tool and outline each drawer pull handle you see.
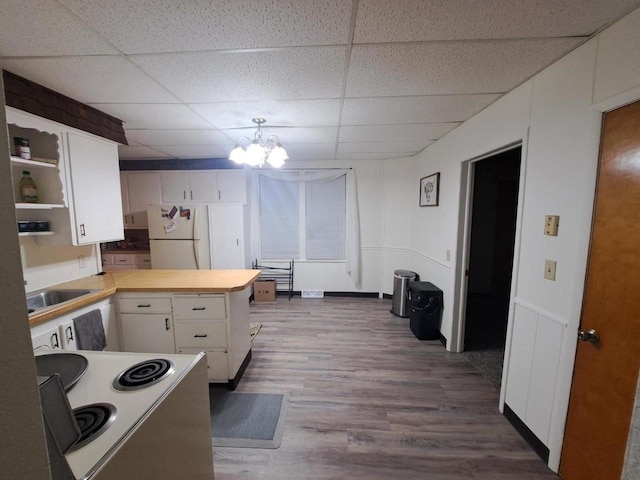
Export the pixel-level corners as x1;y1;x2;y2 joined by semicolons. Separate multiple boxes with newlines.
194;334;208;338
165;318;170;331
119;259;128;262
192;307;206;311
137;304;151;308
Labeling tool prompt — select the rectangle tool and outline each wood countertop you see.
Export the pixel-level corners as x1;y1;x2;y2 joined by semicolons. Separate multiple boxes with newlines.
29;269;261;327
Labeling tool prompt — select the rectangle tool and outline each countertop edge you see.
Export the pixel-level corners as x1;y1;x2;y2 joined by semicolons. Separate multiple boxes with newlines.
28;270;260;327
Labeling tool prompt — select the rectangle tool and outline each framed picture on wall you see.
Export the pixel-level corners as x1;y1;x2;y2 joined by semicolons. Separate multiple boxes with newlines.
419;172;440;207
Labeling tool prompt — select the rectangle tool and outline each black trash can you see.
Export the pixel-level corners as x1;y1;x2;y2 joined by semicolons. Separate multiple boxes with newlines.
408;281;443;340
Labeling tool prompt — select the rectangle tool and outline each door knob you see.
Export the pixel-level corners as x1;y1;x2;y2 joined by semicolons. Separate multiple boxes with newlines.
578;329;600;344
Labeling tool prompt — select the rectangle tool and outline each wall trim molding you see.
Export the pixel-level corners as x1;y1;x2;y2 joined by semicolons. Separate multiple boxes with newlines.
513;297;569;328
412;250;452;270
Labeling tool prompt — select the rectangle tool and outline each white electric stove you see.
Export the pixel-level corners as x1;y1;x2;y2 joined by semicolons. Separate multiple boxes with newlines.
38;350;214;480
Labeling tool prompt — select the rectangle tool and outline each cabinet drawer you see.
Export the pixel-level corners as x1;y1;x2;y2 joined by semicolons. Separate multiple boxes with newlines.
136;254;152;269
118;297;172;314
175;322;227;348
173;295;226;320
102;254;114;265
113;254;135;265
178;348;229;381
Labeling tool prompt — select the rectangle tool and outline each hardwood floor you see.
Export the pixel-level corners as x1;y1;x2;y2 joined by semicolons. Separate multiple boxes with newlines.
213;297;559;480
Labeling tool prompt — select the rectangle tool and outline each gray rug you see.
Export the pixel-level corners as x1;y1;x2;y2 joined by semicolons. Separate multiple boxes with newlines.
209;391;288;448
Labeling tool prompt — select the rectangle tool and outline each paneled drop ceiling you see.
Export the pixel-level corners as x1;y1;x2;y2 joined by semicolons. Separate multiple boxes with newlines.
1;0;639;162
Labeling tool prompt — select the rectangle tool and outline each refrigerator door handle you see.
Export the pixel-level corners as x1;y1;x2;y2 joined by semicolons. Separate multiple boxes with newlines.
193;240;200;269
192;207;200;240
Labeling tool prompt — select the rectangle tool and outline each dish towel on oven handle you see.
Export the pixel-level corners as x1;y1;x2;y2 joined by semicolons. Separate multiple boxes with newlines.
73;309;106;351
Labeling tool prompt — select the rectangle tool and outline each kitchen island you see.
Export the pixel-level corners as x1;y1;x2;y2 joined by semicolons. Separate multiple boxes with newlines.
29;269;261;389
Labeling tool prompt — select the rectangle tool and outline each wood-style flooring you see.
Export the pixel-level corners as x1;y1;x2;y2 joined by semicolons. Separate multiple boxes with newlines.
213;296;559;480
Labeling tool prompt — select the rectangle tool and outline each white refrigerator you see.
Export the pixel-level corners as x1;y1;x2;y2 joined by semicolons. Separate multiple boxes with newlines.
148;204;211;269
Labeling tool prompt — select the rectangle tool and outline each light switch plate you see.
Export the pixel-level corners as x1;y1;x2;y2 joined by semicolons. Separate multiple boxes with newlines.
545;215;560;236
544;259;557;281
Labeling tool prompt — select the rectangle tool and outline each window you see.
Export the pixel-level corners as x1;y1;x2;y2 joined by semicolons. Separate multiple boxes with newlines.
259;173;346;260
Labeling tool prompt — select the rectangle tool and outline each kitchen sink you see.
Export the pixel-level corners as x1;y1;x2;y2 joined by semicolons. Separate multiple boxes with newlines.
27;289;95;313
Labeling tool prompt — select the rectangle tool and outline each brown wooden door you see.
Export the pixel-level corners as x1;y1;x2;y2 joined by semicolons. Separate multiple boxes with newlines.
560;101;640;479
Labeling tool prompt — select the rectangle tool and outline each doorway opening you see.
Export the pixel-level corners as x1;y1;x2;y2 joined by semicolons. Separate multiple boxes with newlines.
462;147;521;388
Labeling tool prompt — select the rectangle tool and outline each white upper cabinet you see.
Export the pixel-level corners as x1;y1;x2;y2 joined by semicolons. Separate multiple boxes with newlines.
66;132;123;244
7;107;124;245
216;170;246;203
122;172;162;228
160;170;246;204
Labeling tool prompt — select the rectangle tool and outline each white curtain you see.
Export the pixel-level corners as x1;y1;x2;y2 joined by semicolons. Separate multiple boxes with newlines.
249;169;361;286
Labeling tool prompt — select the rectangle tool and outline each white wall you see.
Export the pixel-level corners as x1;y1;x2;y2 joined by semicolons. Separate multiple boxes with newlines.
407;6;640;472
21;238;100;292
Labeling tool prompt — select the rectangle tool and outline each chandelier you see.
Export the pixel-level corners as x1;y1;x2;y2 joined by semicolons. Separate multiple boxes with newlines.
229;117;288;168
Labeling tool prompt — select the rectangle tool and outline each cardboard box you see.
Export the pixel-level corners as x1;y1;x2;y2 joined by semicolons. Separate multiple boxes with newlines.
254;279;276;302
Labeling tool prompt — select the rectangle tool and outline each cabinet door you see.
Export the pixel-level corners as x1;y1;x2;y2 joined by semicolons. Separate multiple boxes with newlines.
59;320;78;350
32;325;62;351
217;170;246;203
210;205;247;269
120;314;175;354
126;172;162;228
161;172;188;202
188;172;218;203
67;132;123;244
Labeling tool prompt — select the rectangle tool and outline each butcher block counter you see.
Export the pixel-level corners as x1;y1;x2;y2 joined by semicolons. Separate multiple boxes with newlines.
29;269;261;327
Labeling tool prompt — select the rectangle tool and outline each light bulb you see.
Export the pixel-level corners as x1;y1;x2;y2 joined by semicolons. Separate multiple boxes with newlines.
267;144;288;168
229;145;247;164
246;141;266;166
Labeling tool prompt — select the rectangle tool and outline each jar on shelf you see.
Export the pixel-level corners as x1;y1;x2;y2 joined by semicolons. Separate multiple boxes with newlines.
19;171;38;203
14;137;31;159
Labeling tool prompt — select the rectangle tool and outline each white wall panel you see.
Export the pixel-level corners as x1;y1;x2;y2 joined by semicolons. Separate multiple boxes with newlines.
504;304;538;418
526;316;564;445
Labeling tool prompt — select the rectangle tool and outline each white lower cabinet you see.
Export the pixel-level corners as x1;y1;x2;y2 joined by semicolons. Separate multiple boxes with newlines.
173;294;230;382
120;313;175;354
116;291;250;384
30;298;117;352
118;294;174;354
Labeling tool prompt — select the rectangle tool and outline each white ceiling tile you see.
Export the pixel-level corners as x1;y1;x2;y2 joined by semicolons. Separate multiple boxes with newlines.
224;126;338;145
59;0;353;54
342;94;501;125
283;143;337;156
0;0;118;56
335;152;414;161
190;99;342;129
125;129;234;146
287;151;337;161
118;145;173;160
354;0;640;43
90;104;213;129
152;145;233;158
346;39;584;97
338;141;430;154
1;57;178;104
339;124;458;143
131;47;346;102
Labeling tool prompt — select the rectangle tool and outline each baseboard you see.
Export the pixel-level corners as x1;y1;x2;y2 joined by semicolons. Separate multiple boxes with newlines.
226;349;252;391
503;403;549;463
324;291;379;298
382;293;392;299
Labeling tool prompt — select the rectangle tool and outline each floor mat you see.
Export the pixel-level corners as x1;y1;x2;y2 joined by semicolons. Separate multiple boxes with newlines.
210;390;288;448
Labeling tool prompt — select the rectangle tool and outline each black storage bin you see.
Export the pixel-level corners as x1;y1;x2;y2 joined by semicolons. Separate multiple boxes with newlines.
408;281;443;340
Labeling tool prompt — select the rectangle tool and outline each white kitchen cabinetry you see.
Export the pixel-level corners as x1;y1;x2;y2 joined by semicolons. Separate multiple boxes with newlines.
160;170;246;204
121;172;162;228
118;295;175;354
116;289;251;386
66;132;123;244
210;204;251;269
30;297;117;352
7;107;124;246
31;324;63;351
173;294;229;381
102;252;152;271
